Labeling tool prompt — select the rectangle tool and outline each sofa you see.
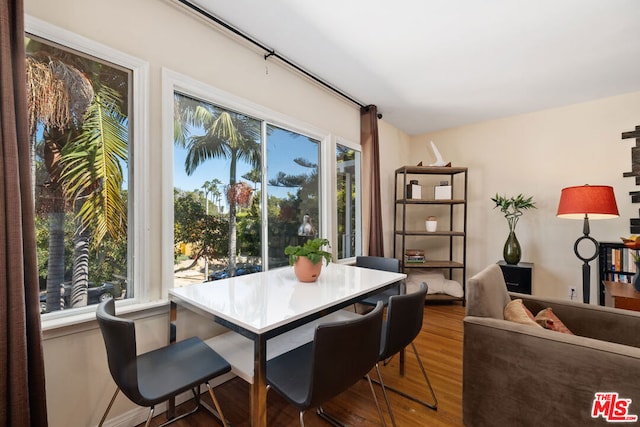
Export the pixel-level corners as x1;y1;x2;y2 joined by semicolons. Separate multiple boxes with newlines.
463;264;640;426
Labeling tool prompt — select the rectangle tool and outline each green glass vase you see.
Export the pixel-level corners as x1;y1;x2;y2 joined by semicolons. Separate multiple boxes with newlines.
503;231;521;265
634;261;640;292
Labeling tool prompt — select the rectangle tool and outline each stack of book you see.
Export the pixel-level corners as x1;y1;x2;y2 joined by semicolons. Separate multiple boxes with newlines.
405;249;425;264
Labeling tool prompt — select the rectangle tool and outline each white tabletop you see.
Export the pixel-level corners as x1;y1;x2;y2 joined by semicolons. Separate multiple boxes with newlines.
169;262;406;336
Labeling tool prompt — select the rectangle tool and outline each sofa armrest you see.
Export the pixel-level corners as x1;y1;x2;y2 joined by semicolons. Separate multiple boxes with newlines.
509;292;640;348
463;316;640;426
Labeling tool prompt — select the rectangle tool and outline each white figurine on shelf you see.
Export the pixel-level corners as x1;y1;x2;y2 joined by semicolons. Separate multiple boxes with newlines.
428;141;451;167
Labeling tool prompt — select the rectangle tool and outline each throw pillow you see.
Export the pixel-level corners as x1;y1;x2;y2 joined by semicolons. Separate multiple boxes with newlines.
534;308;574;334
504;299;542;328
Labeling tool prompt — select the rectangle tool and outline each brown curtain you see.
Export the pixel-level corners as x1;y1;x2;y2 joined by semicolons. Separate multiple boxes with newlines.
361;105;384;257
0;1;49;425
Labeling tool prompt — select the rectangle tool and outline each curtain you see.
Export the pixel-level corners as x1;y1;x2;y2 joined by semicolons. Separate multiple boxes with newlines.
361;105;384;257
0;1;49;425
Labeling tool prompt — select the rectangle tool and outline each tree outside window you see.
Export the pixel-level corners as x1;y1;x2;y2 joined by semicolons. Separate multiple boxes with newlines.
26;35;131;313
172;93;320;284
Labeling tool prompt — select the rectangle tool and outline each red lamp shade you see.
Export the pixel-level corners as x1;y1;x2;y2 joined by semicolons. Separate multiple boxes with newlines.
557;185;619;219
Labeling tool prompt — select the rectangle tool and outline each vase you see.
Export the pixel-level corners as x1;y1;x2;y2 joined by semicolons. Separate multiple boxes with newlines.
503;230;521;265
293;256;323;282
634;262;640;292
425;216;437;232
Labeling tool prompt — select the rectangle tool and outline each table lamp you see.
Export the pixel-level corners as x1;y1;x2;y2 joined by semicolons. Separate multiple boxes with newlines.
557;185;619;303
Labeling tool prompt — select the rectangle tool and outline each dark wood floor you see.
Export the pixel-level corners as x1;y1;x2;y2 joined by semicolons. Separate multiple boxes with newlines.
144;303;465;427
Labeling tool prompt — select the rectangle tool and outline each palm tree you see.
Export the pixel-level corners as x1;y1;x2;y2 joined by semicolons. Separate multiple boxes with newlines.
59;84;128;307
27;42;128;310
27;50;93;311
211;178;224;213
175;96;260;273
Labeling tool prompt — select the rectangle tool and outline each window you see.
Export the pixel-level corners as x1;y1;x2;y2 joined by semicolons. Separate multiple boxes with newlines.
267;125;320;268
171;90;322;285
170;76;333;286
26;18;148;318
336;142;362;260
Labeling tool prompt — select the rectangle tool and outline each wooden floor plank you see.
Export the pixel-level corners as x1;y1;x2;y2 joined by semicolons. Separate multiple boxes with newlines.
143;303;465;427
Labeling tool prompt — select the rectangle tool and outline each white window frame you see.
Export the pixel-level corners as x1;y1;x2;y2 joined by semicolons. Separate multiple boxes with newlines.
26;16;151;325
162;68;335;292
334;137;363;262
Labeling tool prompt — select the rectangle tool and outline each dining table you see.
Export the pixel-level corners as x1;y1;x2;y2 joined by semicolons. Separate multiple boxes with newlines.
168;261;406;427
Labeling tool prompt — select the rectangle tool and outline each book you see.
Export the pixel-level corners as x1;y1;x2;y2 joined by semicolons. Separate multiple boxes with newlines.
405;249;425;256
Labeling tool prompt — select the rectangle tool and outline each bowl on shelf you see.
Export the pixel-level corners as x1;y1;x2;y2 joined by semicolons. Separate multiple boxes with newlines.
621;237;640;250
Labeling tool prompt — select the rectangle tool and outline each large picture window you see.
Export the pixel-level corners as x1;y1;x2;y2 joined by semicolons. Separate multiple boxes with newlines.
172;92;321;285
27;35;132;314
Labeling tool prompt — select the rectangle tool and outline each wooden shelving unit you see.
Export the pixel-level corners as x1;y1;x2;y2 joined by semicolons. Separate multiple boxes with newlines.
598;241;638;306
393;166;468;302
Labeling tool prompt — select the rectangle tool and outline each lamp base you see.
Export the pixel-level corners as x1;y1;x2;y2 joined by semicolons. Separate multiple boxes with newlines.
573;218;599;304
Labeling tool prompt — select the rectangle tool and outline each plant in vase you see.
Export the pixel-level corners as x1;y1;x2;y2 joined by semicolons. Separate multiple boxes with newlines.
285;238;332;282
491;193;536;265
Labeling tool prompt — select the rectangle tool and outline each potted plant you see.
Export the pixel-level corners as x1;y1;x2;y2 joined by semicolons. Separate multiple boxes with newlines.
491;193;536;265
285;238;333;282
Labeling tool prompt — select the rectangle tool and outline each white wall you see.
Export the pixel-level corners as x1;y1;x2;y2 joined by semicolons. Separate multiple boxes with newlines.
412;91;640;300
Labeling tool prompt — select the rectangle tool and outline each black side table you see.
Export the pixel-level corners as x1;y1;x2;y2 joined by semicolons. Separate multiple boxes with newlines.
497;261;533;294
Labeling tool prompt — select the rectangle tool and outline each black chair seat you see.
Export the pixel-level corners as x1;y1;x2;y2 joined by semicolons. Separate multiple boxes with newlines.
266;302;386;426
137;336;231;405
355;256;402;308
360;288;400;307
96;299;231;427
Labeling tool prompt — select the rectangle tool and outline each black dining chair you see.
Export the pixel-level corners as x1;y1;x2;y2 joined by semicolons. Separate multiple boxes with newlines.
375;282;437;426
355;256;402;310
96;299;231;427
266;301;387;427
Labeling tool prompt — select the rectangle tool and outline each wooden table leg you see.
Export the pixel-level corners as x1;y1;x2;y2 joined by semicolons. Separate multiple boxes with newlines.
250;336;268;427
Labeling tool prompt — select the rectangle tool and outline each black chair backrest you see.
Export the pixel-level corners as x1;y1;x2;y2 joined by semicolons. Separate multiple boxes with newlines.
380;283;428;360
307;301;384;408
96;299;144;404
356;256;400;273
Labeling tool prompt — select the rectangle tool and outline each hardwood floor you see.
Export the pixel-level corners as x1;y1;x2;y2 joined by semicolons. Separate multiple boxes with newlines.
144;303;465;427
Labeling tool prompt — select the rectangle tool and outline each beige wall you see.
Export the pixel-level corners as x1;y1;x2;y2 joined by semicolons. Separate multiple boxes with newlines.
25;0;640;425
25;0;371;425
412;91;640;300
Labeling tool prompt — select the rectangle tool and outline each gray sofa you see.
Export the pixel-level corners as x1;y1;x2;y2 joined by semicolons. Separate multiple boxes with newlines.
463;264;640;426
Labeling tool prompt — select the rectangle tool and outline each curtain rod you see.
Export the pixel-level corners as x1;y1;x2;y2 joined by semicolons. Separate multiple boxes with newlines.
175;0;371;111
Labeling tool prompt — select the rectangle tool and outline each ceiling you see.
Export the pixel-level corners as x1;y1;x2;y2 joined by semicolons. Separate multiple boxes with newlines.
187;0;640;136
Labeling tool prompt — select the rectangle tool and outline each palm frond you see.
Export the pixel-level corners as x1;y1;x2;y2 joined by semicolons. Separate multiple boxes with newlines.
59;85;128;245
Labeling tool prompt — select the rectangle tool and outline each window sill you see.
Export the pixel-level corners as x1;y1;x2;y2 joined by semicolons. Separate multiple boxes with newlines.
41;299;169;339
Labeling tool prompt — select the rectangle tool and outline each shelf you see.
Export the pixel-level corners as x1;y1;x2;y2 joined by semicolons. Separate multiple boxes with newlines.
598;241;637;306
394;165;468;303
395;199;466;205
395;165;468;175
403;260;464;269
396;230;464;237
424;293;464;302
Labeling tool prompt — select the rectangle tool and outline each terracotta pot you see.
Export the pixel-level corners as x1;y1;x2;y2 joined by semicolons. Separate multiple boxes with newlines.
293;256;323;282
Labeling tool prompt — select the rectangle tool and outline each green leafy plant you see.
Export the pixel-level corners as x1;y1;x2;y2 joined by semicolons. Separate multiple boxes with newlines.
491;193;537;232
285;238;332;266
